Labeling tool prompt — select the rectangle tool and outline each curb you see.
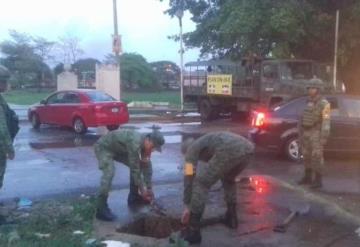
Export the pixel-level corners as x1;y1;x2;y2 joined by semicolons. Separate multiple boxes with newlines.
265;175;360;226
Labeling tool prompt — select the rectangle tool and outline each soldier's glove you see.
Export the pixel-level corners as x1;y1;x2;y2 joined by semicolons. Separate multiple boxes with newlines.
181;207;190;225
140;188;152;203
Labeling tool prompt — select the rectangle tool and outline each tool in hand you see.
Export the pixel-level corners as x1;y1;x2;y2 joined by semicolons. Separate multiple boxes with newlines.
149;199;167;216
273;203;310;233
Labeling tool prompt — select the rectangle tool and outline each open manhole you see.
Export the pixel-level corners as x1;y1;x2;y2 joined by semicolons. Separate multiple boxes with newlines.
117;215;182;239
117;214;226;239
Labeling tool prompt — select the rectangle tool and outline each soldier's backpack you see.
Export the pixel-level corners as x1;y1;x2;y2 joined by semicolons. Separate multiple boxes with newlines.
5;107;19;140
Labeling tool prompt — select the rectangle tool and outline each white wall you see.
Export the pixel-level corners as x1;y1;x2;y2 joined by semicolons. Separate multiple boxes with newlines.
96;64;121;100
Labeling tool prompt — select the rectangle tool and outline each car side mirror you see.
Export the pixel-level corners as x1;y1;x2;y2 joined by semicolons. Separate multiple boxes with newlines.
40;100;46;105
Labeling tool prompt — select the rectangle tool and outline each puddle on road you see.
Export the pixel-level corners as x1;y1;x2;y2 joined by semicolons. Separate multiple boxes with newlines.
25;159;50;165
29;135;99;150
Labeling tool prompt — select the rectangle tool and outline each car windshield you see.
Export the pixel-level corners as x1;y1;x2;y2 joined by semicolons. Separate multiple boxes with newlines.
85;91;115;102
281;62;313;80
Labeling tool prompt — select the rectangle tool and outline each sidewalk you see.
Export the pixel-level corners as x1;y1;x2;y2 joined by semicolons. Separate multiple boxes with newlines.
94;173;360;247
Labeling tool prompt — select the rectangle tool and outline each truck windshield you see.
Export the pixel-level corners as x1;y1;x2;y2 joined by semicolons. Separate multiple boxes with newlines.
281;62;313;80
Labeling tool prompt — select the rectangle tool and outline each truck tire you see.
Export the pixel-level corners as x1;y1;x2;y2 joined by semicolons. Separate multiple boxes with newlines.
199;99;217;121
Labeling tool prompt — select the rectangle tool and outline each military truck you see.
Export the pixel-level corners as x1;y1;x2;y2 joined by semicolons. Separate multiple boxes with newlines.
183;58;333;120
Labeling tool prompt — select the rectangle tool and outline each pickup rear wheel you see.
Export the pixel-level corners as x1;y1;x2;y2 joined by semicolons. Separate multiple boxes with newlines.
284;136;300;162
199;99;217;121
73;117;87;134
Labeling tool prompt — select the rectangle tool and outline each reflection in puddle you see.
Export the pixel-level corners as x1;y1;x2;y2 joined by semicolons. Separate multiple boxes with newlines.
29;135;99;150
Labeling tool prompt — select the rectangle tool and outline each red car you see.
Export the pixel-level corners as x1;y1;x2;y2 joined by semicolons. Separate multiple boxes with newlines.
28;90;129;134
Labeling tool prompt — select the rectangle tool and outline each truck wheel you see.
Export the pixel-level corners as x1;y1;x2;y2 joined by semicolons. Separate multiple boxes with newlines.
199;99;217;121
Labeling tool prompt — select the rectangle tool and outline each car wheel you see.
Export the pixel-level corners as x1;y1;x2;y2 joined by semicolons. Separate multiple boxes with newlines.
107;125;119;131
284;136;300;162
31;113;41;129
73;117;87;134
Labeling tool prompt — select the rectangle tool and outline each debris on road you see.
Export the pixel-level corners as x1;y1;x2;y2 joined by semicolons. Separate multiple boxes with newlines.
102;240;130;247
17;198;32;210
34;233;51;239
73;230;85;235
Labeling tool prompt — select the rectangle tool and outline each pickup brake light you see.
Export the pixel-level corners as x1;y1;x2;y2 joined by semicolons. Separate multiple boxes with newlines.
252;112;265;127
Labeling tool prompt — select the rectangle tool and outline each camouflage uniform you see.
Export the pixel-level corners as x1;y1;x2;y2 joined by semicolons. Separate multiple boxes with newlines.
94;129;154;200
299;79;330;188
300;96;330;173
0;66;13;189
183;131;254;217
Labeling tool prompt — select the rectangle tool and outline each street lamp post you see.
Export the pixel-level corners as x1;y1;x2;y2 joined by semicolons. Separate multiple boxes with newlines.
112;0;121;100
176;7;184;112
333;10;340;90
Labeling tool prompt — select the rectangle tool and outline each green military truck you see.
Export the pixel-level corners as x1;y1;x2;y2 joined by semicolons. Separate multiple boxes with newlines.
183;58;333;120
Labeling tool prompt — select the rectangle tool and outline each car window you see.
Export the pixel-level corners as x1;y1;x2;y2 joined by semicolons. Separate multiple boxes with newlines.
342;98;360;118
47;93;66;104
63;93;81;104
274;98;306;116
325;97;340;117
86;91;115;102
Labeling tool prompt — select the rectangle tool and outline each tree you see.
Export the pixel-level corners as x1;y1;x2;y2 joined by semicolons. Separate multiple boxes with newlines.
164;0;360;92
150;61;180;88
0;30;53;89
103;53;158;90
57;35;84;65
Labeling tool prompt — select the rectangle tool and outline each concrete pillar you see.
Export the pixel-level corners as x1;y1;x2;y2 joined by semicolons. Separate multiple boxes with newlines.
57;71;78;91
96;64;121;100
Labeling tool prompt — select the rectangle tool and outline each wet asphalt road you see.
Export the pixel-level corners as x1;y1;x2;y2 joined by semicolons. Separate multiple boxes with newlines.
4;119;360;246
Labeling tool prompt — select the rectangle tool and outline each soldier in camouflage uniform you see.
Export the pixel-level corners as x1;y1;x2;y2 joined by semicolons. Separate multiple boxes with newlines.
180;131;254;244
94;128;165;221
0;65;15;190
298;78;330;189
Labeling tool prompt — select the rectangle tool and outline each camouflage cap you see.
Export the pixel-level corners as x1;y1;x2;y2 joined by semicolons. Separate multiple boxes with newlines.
0;65;10;83
148;130;165;152
306;78;324;89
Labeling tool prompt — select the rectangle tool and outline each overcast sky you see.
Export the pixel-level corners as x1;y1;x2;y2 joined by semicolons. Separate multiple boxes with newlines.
0;0;200;64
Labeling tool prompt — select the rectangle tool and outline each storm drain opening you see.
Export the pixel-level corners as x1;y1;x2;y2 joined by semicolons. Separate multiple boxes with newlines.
117;215;182;239
117;215;227;239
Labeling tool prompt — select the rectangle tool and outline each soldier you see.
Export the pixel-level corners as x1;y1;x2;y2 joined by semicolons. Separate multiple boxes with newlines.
94;128;165;221
0;65;15;190
180;131;254;244
298;78;330;189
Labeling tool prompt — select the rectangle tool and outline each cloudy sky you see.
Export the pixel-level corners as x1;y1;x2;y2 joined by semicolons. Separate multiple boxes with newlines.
0;0;200;64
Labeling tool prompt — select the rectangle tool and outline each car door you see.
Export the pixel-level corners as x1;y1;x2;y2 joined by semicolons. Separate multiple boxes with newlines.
333;96;360;152
42;92;66;124
323;97;347;152
61;92;81;126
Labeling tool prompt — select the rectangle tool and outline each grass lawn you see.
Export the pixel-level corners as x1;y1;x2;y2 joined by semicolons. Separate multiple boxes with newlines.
0;197;97;247
3;89;181;106
3;90;54;105
122;91;180;106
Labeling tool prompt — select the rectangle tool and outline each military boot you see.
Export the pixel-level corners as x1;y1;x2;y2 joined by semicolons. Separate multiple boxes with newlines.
223;203;238;229
310;172;322;189
180;213;202;244
96;195;116;221
297;169;312;185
